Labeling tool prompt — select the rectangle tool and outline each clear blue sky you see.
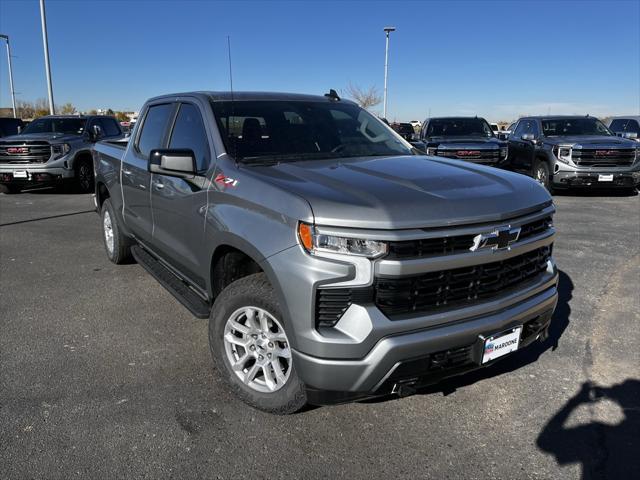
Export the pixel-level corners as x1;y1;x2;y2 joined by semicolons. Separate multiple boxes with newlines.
0;0;638;122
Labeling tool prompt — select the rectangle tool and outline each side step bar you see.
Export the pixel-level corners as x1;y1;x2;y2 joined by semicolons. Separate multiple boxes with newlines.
131;245;210;319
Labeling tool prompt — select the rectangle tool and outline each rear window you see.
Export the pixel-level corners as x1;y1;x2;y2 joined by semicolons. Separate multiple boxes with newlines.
137;104;174;157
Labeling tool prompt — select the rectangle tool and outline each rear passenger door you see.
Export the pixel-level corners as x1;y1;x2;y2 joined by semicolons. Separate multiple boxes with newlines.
122;103;175;243
150;101;213;289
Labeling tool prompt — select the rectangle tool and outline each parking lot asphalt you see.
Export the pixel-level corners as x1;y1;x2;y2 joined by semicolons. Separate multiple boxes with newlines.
1;188;638;480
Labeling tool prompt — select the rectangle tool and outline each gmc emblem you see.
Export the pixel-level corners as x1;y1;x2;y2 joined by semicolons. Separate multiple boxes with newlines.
457;150;481;157
595;150;617;157
6;147;29;154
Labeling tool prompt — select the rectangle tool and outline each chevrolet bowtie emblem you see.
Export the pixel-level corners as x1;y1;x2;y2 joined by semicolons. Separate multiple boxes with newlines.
470;226;521;252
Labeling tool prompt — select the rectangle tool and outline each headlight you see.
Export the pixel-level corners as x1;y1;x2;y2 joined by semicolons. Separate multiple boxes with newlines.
552;145;572;164
500;146;508;159
426;147;437;156
52;143;71;159
298;222;388;258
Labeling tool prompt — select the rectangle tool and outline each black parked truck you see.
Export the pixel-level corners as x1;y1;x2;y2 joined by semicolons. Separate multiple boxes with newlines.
507;116;640;192
416;116;509;166
0;115;123;193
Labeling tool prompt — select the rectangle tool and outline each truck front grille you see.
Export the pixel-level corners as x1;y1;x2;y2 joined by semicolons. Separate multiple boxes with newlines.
387;216;552;259
315;245;552;326
0;142;51;164
436;149;500;162
572;148;635;167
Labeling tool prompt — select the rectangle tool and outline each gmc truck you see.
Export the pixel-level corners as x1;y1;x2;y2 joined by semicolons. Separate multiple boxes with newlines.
93;91;558;414
507;116;640;192
416;117;509;166
0;115;122;193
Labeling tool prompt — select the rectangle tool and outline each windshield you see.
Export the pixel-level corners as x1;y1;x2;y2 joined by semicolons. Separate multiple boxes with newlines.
426;118;494;137
541;118;612;137
22;117;87;135
210;100;414;163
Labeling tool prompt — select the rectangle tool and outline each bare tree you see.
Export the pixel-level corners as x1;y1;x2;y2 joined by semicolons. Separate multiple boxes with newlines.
344;83;382;110
59;102;77;115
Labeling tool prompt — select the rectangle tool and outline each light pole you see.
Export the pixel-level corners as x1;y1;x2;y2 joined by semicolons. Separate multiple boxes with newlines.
382;26;395;120
39;0;55;114
0;34;17;118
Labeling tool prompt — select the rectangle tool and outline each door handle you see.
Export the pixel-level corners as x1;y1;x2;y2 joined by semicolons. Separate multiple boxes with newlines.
122;169;133;176
153;181;164;190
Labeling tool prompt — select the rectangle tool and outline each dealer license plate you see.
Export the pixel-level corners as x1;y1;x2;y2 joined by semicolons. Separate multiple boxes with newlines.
598;174;614;182
482;327;522;364
13;170;28;179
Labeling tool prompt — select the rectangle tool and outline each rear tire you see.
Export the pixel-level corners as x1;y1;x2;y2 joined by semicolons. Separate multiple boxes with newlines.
1;184;21;194
101;198;133;264
533;160;553;193
209;273;307;414
76;158;95;193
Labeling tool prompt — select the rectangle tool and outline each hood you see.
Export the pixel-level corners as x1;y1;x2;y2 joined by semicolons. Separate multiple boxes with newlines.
0;132;82;144
243;155;551;230
426;136;505;149
542;135;638;148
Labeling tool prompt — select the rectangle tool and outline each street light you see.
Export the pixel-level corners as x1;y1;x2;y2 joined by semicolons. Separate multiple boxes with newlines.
382;26;396;120
39;0;55;115
0;34;17;118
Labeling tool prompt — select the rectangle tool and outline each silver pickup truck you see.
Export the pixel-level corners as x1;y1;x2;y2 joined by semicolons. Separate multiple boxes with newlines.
92;91;558;414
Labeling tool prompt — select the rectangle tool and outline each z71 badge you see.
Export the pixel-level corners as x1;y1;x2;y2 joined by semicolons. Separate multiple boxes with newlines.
215;173;238;187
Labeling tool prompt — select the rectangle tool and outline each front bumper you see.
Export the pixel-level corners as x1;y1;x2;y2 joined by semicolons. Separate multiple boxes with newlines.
0;164;75;185
552;170;640;188
295;273;557;403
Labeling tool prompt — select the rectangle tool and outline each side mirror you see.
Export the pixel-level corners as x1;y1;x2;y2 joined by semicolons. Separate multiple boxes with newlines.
17;126;22;134
149;149;197;178
89;124;103;142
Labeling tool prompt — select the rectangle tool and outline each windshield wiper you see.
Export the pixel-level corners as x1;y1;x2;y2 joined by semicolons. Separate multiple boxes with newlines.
238;152;343;166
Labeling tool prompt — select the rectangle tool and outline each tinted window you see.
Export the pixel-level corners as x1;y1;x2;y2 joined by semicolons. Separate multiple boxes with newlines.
211;100;412;163
541;118;612;136
168;103;210;171
513;121;527;137
22;117;86;135
425;118;493;137
137;104;174;157
609;119;639;134
100;118;121;137
0;118;22;136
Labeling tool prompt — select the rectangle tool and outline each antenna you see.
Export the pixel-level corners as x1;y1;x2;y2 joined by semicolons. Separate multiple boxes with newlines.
227;35;234;98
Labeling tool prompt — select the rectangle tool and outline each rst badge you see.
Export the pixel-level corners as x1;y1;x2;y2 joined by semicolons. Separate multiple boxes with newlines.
470;226;521;252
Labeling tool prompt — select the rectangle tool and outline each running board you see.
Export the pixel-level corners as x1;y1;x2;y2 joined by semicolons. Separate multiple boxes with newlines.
131;245;210;319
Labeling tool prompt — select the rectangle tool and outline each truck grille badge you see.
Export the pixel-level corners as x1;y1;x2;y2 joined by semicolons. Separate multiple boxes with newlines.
470;226;521;252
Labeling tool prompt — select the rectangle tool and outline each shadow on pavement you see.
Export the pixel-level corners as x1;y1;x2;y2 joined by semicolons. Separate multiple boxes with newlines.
537;380;640;479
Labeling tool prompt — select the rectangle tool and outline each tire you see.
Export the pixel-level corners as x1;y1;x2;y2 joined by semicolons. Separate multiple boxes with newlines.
1;184;21;194
209;273;307;414
101;198;133;264
76;158;95;193
533;160;553;193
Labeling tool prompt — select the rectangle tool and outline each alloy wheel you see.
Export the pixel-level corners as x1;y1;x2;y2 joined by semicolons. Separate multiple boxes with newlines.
223;306;291;393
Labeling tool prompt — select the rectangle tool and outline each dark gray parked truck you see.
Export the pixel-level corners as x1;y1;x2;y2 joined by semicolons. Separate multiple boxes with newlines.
415;116;509;166
507;115;640;192
93;91;558;414
0;115;122;193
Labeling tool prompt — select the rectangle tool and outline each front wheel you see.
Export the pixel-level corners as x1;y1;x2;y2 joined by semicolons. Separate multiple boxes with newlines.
533;160;553;193
209;273;307;414
76;159;95;193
